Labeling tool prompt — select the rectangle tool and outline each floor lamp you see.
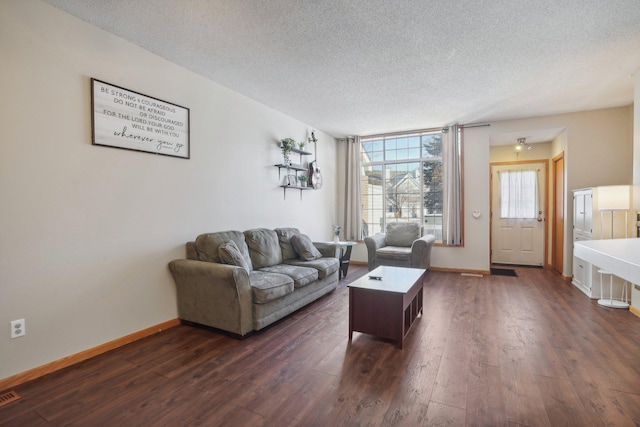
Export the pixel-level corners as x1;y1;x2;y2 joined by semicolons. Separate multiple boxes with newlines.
597;185;630;308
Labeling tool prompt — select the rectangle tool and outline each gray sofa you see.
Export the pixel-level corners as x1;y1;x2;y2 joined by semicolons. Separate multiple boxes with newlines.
168;227;340;337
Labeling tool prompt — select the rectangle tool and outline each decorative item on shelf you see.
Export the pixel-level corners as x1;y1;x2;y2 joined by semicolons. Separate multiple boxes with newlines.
298;174;308;188
333;225;341;243
279;138;296;166
298;140;306;150
308;130;323;189
283;172;297;186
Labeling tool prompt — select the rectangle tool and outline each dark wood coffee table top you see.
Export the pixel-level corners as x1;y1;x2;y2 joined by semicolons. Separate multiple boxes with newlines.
348;266;426;293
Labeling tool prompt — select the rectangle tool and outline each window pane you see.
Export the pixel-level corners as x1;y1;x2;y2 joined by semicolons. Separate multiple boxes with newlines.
386;149;397;161
500;170;537;219
423;159;443;241
408;147;421;159
385;162;421;223
361;164;384;236
361;139;384;163
422;133;442;158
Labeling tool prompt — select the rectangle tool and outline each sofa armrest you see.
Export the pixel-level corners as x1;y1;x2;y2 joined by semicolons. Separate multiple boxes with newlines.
168;259;253;336
411;234;437;269
186;241;198;260
313;242;341;259
364;233;387;270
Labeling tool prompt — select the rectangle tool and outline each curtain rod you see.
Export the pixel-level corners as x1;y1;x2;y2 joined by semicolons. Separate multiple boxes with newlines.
359;123;490;139
463;123;491;129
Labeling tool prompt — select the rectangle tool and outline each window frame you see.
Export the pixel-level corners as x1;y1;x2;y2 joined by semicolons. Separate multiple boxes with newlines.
360;128;450;243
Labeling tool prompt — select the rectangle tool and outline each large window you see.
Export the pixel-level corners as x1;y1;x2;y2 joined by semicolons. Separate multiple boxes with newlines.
360;131;445;241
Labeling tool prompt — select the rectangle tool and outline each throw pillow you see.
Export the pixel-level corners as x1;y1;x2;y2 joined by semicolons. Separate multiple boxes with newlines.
275;227;301;261
218;240;252;272
290;234;322;261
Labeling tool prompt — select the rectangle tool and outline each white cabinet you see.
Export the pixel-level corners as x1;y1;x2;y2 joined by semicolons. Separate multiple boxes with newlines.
572;189;596;297
573;189;593;239
572;187;629;300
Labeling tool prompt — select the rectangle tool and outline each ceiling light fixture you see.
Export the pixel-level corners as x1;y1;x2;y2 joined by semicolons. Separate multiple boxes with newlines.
517;137;532;150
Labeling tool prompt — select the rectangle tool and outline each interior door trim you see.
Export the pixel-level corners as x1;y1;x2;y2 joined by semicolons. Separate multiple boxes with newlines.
490;159;550;266
551;152;565;275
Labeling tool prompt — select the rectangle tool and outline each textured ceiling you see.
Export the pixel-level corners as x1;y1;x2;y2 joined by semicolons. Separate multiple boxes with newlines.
43;0;640;139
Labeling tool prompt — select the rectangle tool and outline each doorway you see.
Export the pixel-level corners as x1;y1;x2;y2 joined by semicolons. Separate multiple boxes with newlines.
490;161;548;266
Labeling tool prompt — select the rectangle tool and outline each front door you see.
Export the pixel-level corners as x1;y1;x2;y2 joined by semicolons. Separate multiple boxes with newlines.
491;162;546;266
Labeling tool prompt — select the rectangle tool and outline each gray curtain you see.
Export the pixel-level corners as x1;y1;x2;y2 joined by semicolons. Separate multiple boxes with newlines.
343;136;362;240
442;125;463;245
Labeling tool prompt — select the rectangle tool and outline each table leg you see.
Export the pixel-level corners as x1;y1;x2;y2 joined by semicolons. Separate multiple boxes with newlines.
398;311;404;350
340;245;354;279
348;288;353;341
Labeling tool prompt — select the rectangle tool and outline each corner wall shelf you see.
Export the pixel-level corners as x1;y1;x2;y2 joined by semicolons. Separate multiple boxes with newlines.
275;146;313;200
290;148;312;156
275;163;307;175
279;185;311;200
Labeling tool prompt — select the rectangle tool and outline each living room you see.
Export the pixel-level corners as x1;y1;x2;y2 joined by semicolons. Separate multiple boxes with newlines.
2;1;640;424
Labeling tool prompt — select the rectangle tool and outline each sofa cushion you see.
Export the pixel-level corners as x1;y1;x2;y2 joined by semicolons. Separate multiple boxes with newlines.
285;257;339;279
290;234;322;261
249;271;294;304
377;246;412;260
218;240;253;272
195;231;248;263
259;264;318;288
275;227;301;261
385;222;420;247
244;228;283;269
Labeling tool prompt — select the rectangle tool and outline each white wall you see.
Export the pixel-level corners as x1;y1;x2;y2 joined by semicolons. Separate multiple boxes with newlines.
0;1;337;381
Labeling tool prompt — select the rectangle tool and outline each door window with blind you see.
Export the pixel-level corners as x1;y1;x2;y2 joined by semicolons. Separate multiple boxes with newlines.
499;170;538;219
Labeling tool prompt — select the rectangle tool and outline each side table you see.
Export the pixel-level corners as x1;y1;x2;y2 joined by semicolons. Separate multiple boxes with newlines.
324;241;357;279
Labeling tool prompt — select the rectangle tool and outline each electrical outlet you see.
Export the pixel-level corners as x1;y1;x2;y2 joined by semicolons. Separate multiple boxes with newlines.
11;319;25;339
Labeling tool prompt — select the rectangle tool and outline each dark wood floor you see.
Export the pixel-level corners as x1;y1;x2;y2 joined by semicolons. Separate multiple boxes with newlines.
2;265;640;426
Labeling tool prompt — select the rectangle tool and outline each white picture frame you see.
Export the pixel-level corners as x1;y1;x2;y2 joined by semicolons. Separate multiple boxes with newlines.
91;79;190;159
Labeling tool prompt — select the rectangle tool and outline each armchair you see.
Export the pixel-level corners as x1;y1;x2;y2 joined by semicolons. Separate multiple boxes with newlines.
364;222;436;271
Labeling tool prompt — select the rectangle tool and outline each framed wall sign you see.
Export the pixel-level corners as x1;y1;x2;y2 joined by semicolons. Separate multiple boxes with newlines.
91;79;190;159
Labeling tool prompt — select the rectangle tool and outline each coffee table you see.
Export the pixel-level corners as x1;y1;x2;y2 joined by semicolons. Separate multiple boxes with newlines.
348;266;426;349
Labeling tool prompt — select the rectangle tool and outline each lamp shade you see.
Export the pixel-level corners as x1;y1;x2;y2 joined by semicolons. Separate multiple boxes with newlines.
597;185;630;211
